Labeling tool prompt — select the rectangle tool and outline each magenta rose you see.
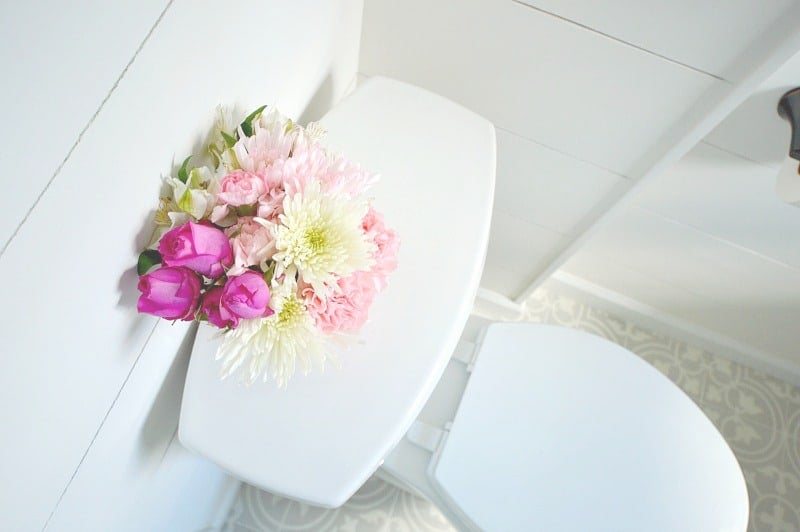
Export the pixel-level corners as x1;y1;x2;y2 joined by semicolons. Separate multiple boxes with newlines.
221;271;272;319
137;266;201;320
159;221;233;278
217;169;266;206
200;286;239;329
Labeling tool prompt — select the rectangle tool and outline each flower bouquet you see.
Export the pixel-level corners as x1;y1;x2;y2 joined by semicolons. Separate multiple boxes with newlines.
136;105;399;387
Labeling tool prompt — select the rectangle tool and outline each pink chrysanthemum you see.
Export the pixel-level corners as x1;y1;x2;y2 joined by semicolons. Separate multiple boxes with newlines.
278;141;332;197
233;116;297;174
322;153;378;199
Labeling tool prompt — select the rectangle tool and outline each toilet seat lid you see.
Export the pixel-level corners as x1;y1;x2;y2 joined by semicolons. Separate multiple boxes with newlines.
178;77;496;507
430;323;749;531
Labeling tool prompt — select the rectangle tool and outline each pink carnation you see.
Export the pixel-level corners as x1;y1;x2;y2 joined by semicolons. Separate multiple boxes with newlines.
302;271;378;334
362;208;400;288
217;169;265;206
225;217;274;276
256;168;287;221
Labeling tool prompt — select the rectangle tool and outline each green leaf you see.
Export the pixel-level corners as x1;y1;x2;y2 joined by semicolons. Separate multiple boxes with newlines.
177;156;192;183
235;204;257;217
263;261;276;285
239;105;267;137
137;249;162;276
220;130;237;148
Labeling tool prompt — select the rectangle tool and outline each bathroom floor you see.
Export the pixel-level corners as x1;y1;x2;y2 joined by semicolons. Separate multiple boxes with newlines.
222;285;800;532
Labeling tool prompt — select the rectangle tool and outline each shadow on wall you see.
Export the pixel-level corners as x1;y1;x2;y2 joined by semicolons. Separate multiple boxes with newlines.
710;85;798;166
299;73;335;125
138;322;199;463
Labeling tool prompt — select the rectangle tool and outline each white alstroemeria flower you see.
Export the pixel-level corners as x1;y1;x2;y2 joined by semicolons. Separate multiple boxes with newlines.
207;105;238;165
216;275;326;387
271;180;374;294
169;166;218;220
147;196;192;249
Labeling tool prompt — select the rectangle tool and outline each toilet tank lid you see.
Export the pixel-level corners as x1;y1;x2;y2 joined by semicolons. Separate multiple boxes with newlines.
178;77;496;507
430;323;749;531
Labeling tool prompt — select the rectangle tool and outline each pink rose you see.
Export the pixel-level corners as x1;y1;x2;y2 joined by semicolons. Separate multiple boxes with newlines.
137;266;201;320
217;169;266;206
200;286;238;329
226;217;273;276
159;221;233;278
221;271;273;319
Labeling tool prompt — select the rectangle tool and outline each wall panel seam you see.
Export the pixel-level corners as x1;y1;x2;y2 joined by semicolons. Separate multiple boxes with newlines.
495;126;634;180
700;139;783;170
636;205;800;273
42;320;160;531
509;0;726;81
0;0;175;260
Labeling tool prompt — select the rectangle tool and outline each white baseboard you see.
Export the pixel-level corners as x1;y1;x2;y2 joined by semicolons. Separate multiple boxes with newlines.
547;271;800;388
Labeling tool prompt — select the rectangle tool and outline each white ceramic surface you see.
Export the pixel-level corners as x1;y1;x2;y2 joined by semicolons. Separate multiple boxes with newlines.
179;77;496;507
429;323;749;531
0;1;363;528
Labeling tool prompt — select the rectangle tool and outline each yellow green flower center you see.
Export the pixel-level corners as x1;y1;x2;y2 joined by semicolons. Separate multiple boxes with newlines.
303;225;327;253
277;295;304;327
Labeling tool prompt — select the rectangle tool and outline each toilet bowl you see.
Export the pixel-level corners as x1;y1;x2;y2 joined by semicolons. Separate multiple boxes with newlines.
378;315;750;531
179;77;748;530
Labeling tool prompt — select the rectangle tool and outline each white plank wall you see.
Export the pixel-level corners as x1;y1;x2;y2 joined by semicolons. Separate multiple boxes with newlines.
361;0;723;177
516;0;796;81
484;129;631;296
359;0;800;376
359;0;731;298
0;1;364;530
0;0;169;251
563;51;800;375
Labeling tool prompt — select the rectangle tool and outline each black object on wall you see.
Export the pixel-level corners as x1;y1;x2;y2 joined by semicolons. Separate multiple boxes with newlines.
778;87;800;161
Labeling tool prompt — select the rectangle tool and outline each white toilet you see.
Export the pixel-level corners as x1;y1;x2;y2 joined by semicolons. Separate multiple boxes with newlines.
377;315;749;531
179;77;749;531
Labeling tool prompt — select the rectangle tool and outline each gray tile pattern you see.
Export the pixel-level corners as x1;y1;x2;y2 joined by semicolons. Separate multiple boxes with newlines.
224;287;800;531
223;476;453;532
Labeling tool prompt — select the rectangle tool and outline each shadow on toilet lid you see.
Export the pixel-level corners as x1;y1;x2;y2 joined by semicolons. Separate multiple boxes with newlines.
178;77;496;507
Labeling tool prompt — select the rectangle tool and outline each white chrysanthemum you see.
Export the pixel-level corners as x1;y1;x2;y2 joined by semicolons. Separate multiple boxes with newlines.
216;276;326;387
272;180;374;293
